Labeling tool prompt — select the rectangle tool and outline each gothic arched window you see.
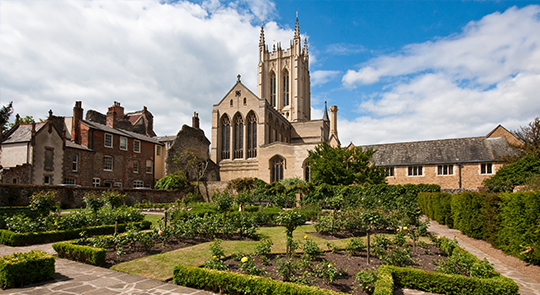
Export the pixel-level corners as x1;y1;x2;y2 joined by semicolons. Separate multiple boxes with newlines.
233;114;244;159
283;70;289;106
221;115;230;160
303;159;310;182
271;156;284;182
247;112;257;158
270;71;276;107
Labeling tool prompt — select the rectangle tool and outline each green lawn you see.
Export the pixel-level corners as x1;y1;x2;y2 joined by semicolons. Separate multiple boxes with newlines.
143;214;163;228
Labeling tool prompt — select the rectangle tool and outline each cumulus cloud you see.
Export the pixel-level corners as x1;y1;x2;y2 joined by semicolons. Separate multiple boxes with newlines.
0;0;289;137
311;70;340;86
326;43;365;55
339;5;540;145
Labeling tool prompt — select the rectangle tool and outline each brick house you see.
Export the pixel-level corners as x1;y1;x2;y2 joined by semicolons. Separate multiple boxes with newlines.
356;125;521;190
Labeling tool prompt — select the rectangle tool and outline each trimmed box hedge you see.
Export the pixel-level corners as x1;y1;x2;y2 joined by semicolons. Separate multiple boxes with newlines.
0;220;151;246
373;265;519;295
173;264;348;295
0;250;55;289
52;241;106;266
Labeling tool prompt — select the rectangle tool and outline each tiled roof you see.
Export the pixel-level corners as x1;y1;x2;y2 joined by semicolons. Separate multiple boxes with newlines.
80;120;162;144
361;136;519;166
66;140;93;151
1;123;46;144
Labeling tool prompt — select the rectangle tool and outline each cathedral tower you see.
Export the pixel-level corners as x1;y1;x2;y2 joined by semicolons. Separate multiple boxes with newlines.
257;16;311;122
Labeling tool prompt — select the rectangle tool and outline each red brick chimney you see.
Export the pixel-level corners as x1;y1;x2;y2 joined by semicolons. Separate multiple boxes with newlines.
192;111;200;129
106;101;124;128
72;101;83;144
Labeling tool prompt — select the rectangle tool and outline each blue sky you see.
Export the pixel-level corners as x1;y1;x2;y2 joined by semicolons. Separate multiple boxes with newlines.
1;0;540;145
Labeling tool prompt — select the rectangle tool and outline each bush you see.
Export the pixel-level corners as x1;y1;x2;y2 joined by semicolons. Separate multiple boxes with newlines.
155;171;189;190
0;250;55;289
102;191;125;208
483;154;540;192
28;191;59;217
52;241;106;266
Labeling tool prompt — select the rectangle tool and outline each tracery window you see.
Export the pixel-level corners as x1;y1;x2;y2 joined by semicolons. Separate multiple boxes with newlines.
271;156;284;182
221;116;231;160
283;70;289;106
247;112;257;158
234;114;244;159
270;71;276;107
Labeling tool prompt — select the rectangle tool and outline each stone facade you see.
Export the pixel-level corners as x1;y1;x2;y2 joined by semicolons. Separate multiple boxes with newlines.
211;17;340;183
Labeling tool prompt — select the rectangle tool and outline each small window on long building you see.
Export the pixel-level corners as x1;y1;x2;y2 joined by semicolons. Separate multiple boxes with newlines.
408;166;423;176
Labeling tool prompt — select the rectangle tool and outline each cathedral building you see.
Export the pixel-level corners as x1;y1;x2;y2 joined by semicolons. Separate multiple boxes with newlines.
210;18;340;183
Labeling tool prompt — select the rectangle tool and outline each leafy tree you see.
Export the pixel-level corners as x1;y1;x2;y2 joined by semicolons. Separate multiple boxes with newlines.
308;142;387;186
276;209;306;258
9;115;36;129
483;154;540;192
512;117;540;157
155;171;188;190
0;101;13;134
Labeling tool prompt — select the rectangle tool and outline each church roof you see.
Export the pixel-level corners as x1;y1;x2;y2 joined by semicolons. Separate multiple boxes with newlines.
361;136;519;166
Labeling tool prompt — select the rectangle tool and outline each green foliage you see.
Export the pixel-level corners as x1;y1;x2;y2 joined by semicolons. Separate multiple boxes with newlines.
276;210;306;238
212;191;234;215
451;192;488;239
239;256;265;276
0;101;13;134
102;191;125;208
346;237;366;256
83;193;105;212
9;115;35;128
355;269;378;295
254;238;273;264
484;154;540;192
155;171;189;190
52;241;106;266
314;261;345;284
308;142;387;186
417;192;453;227
275;257;296;282
0;250;55;289
209;239;226;258
511;116;540;156
301;237;323;260
28;191;59;217
227;177;260;193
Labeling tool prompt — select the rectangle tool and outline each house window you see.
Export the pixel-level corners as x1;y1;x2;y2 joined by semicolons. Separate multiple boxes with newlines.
72;153;79;172
134;140;141;153
133;180;144;188
481;163;493;174
270;71;276;107
64;177;76;184
156;145;161;156
386;167;395;177
12;178;18;184
234;115;244;159
104;156;113;171
133;161;139;173
271;157;284;182
146;160;153;174
120;137;128;150
283;70;289;106
44;147;54;171
438;165;454;175
114;182;122;188
221;115;231;160
408;166;423;176
44;175;51;185
104;133;113;148
247;112;257;158
92;178;100;187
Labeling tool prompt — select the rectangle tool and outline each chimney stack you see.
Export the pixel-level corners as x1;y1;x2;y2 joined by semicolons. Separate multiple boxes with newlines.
72;101;83;143
106;101;124;128
192;112;200;129
329;105;338;139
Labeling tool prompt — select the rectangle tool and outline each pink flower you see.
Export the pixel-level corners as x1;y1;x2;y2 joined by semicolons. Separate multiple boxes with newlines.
158;230;163;235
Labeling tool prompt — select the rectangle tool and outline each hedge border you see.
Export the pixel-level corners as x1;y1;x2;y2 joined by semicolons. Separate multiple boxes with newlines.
172;264;348;295
0;220;151;246
0;250;55;289
52;241;106;266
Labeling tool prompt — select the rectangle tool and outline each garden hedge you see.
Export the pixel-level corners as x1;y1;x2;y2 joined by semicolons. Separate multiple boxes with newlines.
373;265;519;295
0;220;151;246
417;192;453;227
0;250;55;289
52;241;106;266
173;264;348;295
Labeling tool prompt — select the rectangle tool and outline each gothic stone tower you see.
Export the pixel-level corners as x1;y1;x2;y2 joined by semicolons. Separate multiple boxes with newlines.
257;17;311;122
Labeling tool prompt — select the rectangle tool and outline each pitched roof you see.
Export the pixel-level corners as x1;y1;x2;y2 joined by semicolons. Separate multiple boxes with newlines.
79;119;162;144
66;140;93;151
361;136;519;166
1;123;46;144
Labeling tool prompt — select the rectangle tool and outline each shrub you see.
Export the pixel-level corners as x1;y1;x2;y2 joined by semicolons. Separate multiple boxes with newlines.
28;191;59;217
346;237;366;256
483;154;540;192
155;171;188;190
356;269;377;295
102;191;125;208
0;250;55;289
301;237;322;260
52;241;106;266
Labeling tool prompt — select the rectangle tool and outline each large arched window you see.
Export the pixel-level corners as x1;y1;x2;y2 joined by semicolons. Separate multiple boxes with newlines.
221;115;231;160
271;156;284;182
283;70;289;106
233;114;244;159
247;112;257;158
270;71;276;107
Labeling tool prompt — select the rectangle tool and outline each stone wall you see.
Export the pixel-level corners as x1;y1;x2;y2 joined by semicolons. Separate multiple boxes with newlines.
0;184;191;208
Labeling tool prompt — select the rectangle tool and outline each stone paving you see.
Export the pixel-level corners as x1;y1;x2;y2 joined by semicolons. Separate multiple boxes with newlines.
1;221;539;294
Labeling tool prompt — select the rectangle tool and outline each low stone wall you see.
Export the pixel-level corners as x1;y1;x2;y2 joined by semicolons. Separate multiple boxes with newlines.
0;184;192;208
198;181;228;201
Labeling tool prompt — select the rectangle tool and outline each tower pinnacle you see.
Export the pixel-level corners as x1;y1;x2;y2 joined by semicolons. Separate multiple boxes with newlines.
259;22;265;46
294;12;300;39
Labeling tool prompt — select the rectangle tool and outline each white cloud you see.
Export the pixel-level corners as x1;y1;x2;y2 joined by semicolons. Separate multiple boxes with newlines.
326;43;365;55
0;0;289;138
311;70;340;86
338;5;540;145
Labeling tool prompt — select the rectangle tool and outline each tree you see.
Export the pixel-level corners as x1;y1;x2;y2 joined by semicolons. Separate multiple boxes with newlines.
155;171;188;190
483;154;540;192
0;101;13;135
308;142;387;186
512;117;540;157
9;115;35;129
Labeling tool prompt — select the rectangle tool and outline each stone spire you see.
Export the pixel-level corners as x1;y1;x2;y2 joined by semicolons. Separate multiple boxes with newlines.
322;100;329;121
259;22;265;46
294;12;300;39
303;33;308;55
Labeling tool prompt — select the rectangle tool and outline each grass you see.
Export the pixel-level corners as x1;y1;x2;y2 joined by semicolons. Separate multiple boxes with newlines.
111;224;398;281
143;214;163;228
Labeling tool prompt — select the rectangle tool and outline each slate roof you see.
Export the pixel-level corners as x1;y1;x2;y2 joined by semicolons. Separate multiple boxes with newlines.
80;120;162;145
66;140;93;151
1;123;46;144
361;136;519;166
